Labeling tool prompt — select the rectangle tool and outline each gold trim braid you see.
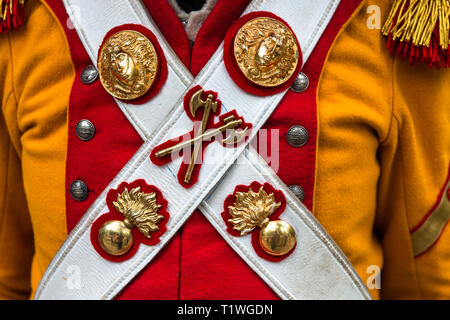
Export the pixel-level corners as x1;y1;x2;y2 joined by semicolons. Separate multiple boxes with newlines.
382;0;450;50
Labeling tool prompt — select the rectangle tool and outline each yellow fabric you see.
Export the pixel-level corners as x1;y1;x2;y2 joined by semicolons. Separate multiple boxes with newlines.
316;0;450;299
0;0;71;299
0;0;448;300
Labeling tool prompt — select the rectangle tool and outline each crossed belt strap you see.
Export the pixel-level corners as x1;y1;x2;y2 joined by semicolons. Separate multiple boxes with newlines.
35;0;370;300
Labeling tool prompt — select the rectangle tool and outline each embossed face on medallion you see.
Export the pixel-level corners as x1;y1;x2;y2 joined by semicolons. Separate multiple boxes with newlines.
233;17;299;87
112;51;137;81
98;30;159;100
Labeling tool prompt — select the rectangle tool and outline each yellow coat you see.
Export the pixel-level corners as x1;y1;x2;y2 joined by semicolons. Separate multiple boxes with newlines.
0;0;449;299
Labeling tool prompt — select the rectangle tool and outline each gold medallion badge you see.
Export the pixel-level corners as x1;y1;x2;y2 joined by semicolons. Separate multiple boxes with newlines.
98;30;159;100
228;185;296;256
98;187;164;256
233;17;300;87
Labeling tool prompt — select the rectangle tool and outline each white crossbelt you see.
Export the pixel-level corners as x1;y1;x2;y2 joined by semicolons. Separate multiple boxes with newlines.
34;0;371;300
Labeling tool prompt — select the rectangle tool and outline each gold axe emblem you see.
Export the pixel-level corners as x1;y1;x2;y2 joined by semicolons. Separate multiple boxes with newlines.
185;89;218;184
151;87;251;186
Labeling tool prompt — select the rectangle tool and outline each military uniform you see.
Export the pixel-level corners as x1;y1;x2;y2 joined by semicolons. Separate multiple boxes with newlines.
0;0;449;300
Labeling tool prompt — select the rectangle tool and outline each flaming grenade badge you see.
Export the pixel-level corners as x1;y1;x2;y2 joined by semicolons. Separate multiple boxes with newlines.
98;187;164;256
228;186;296;256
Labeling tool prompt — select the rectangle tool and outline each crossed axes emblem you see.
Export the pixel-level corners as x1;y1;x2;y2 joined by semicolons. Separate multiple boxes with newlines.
150;86;252;187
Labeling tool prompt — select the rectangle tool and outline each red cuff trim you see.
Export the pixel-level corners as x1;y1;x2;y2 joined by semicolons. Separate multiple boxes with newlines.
223;11;303;96
97;24;168;105
90;180;170;262
221;181;295;262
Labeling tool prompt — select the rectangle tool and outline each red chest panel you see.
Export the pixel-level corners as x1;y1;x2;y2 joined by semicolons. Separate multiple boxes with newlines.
45;0;362;300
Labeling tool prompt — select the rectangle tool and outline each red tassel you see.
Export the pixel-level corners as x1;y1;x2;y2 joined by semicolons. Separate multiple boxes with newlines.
0;0;25;34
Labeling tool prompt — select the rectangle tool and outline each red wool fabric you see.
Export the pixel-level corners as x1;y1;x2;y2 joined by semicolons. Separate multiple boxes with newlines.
90;180;170;262
44;0;363;300
142;0;192;68
150;85;252;188
221;181;295;262
223;11;303;96
46;0;180;299
97;24;168;105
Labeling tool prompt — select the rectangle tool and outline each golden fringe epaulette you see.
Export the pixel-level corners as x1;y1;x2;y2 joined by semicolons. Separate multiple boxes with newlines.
382;0;450;68
0;0;25;33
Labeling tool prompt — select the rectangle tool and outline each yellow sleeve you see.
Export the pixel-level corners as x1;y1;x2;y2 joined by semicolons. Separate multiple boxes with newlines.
0;0;72;298
316;0;450;299
315;0;392;300
0;32;34;300
379;40;450;300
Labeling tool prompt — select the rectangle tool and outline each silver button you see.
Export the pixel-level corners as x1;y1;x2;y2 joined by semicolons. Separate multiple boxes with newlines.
289;185;305;202
70;180;89;201
75;119;95;141
287;125;308;147
290;72;309;92
80;65;98;84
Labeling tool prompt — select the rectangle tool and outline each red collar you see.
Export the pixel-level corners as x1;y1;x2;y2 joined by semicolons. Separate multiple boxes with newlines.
143;0;251;75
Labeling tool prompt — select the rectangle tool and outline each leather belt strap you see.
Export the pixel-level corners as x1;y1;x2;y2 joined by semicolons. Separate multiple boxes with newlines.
35;0;370;300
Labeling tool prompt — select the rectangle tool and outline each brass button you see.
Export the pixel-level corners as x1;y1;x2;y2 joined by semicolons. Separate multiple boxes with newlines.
98;30;159;100
259;220;296;256
70;180;89;201
287;125;308;147
290;72;309;92
233;17;300;87
80;65;98;84
98;220;133;256
75;119;95;141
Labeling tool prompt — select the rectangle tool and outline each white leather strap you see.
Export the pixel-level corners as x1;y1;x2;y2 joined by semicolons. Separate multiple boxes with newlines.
35;0;370;300
63;0;338;141
65;0;193;139
200;148;370;299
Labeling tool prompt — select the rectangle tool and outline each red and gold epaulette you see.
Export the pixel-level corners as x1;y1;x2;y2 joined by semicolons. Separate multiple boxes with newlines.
382;0;450;68
0;0;25;33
